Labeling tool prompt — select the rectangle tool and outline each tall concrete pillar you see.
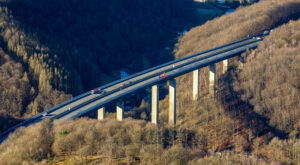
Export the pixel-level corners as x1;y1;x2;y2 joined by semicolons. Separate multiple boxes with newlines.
97;107;105;120
193;69;199;100
223;59;228;74
209;64;216;97
116;101;124;121
151;85;159;124
169;79;176;125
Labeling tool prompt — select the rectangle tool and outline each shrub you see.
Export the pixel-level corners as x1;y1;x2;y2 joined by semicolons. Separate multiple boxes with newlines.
161;145;190;165
0;119;53;165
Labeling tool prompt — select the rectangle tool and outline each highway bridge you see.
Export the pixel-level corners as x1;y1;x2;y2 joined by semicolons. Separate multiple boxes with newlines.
0;34;266;141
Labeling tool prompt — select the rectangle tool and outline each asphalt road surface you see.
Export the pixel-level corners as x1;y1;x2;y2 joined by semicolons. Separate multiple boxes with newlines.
0;35;263;141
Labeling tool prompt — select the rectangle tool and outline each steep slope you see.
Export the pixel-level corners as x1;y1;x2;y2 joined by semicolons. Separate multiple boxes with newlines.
5;0;205;95
157;0;300;143
236;20;300;134
0;47;70;131
0;0;300;164
0;0;220;130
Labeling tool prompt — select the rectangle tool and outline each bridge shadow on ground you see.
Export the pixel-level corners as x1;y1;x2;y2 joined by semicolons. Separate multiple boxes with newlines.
217;60;287;145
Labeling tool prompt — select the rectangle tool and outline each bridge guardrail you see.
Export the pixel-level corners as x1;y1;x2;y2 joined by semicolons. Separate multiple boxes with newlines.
68;40;261;119
53;38;260;120
0;35;262;139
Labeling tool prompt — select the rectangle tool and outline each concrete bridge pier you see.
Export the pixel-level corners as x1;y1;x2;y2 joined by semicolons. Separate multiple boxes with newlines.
209;64;216;97
97;107;105;120
223;59;228;74
151;84;159;124
116;100;124;121
169;79;176;125
193;69;199;100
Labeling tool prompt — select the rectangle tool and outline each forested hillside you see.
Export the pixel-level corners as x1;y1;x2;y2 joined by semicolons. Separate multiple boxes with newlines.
0;0;299;164
158;0;300;134
0;0;220;129
236;20;300;134
0;46;70;131
5;0;202;95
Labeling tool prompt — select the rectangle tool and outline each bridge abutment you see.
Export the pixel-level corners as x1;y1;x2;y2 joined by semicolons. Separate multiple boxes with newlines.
151;84;159;124
97;107;105;120
193;69;199;100
169;79;176;125
116;101;124;121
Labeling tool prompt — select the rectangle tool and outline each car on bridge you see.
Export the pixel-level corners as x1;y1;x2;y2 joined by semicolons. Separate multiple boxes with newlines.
42;112;48;117
263;30;270;36
159;72;166;79
119;81;133;90
91;88;105;94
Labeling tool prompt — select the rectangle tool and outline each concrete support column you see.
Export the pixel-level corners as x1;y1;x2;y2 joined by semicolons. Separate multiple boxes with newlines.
116;101;124;121
209;64;216;97
97;107;105;120
223;59;228;74
169;79;176;125
151;85;159;124
193;69;199;100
